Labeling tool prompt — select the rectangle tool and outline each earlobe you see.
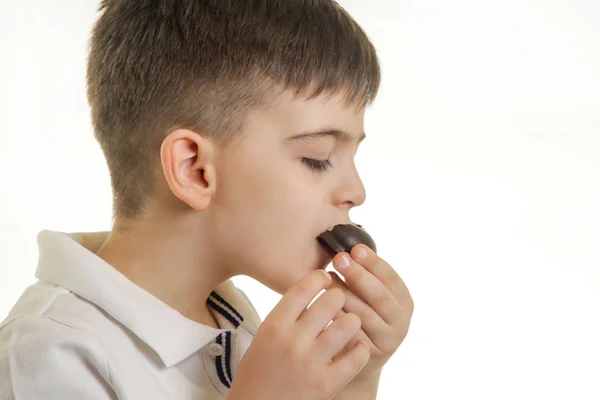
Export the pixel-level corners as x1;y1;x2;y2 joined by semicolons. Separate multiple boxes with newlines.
160;129;217;211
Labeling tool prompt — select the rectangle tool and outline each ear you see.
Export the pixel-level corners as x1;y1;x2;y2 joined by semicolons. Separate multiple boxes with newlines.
160;128;217;211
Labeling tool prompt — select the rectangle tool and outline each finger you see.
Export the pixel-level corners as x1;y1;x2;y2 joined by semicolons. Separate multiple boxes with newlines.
315;312;363;363
328;272;388;347
297;287;345;339
330;306;376;350
326;338;370;389
350;245;413;310
333;250;404;325
268;270;332;326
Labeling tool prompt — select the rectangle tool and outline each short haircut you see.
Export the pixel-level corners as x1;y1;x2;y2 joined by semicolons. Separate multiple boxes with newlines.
86;0;381;220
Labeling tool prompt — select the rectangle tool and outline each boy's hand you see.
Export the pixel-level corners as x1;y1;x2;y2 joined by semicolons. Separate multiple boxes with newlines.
229;269;371;400
328;244;414;385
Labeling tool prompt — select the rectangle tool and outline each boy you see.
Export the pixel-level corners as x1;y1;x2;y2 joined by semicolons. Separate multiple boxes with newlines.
0;0;414;399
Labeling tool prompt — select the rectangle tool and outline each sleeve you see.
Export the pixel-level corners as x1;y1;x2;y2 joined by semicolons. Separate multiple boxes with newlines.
0;316;117;400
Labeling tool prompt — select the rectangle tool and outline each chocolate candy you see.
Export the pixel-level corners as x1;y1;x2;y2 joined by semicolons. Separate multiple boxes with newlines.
317;223;377;254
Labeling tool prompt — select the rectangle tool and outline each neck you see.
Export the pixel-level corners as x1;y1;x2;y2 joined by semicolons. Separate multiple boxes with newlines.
95;214;230;329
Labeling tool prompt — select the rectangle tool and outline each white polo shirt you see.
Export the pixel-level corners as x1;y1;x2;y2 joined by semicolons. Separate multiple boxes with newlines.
0;230;263;399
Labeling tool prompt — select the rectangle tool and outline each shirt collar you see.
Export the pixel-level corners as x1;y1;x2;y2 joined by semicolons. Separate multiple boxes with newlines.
34;229;261;368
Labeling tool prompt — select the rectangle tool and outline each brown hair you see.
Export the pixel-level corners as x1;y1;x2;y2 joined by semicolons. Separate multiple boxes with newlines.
86;0;381;221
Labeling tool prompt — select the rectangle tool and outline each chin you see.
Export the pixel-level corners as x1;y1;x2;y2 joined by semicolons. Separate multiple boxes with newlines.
259;242;334;295
315;257;332;270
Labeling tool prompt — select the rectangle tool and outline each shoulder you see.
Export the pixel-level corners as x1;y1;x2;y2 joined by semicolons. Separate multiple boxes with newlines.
0;314;110;372
0;315;115;398
2;281;120;343
1;312;104;350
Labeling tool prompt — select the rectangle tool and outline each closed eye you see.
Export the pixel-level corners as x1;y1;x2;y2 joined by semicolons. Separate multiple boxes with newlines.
301;158;332;172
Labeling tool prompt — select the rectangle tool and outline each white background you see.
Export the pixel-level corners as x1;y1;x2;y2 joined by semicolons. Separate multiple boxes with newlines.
1;1;599;399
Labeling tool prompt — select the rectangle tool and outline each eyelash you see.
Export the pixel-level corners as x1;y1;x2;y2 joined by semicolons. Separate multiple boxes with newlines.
302;158;332;172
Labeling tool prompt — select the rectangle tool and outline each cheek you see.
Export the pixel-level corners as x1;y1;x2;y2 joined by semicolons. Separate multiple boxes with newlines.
214;153;324;279
224;157;317;226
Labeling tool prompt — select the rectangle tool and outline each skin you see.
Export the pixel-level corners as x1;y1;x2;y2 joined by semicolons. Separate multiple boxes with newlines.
95;86;368;328
96;85;415;393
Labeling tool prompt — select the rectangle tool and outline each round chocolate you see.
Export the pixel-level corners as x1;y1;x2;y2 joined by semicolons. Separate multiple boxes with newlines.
317;223;377;254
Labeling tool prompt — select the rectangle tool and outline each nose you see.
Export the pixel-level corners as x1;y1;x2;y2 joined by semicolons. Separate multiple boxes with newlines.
331;160;367;210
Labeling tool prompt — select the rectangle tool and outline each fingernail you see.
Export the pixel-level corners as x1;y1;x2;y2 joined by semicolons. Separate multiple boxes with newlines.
336;255;350;270
355;247;368;261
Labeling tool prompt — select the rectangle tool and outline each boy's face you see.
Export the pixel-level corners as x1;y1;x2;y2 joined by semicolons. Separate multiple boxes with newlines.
211;88;367;294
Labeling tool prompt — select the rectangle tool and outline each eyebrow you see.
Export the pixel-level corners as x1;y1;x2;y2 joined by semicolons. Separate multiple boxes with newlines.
284;129;366;144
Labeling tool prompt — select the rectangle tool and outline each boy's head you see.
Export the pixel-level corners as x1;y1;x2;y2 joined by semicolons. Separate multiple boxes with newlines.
86;0;380;292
